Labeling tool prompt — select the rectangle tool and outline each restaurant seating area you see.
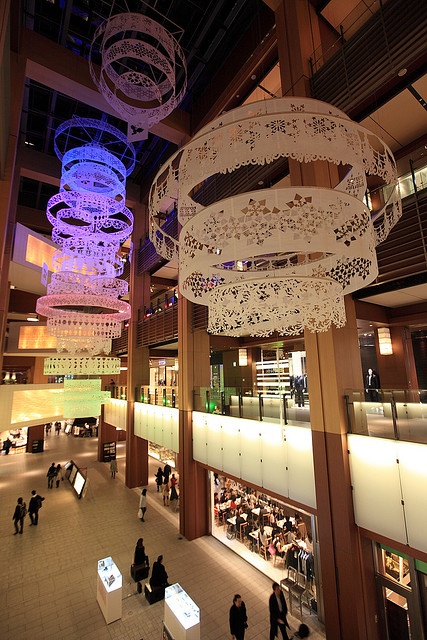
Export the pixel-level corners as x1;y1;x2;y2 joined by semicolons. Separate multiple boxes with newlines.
213;477;317;617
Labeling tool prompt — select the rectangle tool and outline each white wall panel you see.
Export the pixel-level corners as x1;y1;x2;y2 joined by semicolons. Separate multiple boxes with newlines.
397;441;427;552
193;412;315;508
133;403;179;453
286;426;316;508
348;435;406;544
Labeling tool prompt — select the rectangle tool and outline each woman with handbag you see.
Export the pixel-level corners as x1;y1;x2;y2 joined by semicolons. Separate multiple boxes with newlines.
132;538;149;583
134;538;147;565
138;488;147;521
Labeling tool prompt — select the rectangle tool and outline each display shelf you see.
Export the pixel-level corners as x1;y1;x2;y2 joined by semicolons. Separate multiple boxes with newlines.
164;583;200;640
256;358;289;395
96;557;122;624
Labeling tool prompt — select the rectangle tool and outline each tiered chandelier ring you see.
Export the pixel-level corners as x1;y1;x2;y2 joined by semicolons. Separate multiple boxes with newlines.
150;97;401;336
37;117;134;394
89;13;187;140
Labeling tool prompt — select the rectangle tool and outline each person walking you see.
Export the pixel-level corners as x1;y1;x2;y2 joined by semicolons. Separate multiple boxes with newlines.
28;490;44;525
46;462;56;489
110;458;118;479
162;482;169;507
170;474;179;507
229;593;248;640
269;582;290;640
155;467;163;492
139;488;147;521
55;463;63;488
12;497;27;534
163;462;171;484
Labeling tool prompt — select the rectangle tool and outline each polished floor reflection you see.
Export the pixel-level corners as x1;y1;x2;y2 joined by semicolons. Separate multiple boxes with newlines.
0;431;326;639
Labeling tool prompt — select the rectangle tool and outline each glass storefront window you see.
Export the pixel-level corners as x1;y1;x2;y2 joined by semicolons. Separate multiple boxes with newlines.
379;546;410;587
211;474;318;618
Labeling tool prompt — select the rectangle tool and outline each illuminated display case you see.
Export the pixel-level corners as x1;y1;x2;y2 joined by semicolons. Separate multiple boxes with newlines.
96;557;122;624
164;583;200;640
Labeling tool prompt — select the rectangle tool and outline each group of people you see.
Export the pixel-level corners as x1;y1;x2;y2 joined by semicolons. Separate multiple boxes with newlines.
155;463;179;507
12;489;45;533
45;421;61;436
229;584;310;640
46;462;63;489
133;537;169;590
216;485;307;557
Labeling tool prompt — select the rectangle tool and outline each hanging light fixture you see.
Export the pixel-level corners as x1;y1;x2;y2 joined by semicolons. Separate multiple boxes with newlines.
378;327;393;355
36;117;135;413
150;97;401;337
89;11;187;141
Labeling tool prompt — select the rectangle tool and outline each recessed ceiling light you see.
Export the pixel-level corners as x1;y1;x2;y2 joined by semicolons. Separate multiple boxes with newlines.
397;68;407;77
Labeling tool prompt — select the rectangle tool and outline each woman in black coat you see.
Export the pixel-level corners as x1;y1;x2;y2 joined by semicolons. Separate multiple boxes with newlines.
155;467;163;492
134;538;147;565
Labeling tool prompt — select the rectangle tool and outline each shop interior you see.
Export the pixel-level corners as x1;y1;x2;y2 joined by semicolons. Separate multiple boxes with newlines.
1;427;28;454
211;473;318;619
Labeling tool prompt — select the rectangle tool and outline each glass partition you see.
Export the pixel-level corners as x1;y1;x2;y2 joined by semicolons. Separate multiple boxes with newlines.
194;386;311;426
345;389;427;444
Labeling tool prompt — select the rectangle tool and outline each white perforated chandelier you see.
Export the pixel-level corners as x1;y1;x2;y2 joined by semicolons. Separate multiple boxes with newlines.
149;97;401;337
89;11;187;141
36;118;135;414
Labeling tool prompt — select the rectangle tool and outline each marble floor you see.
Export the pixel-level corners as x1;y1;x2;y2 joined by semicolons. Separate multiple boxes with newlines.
0;431;326;640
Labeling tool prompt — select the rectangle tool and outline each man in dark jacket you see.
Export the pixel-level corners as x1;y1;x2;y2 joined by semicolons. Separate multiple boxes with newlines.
12;497;26;534
46;462;56;489
229;593;248;640
149;555;169;589
269;582;290;640
28;490;44;525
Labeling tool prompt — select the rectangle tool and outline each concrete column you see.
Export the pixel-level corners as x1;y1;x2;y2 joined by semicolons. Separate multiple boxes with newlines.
125;200;150;488
0;46;26;374
178;297;210;540
273;2;376;638
376;326;418;394
27;424;44;453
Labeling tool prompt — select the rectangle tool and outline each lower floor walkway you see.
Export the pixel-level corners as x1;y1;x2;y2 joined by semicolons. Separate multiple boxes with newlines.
0;431;325;639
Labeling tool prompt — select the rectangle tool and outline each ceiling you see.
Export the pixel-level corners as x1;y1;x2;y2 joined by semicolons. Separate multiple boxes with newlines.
7;0;427;336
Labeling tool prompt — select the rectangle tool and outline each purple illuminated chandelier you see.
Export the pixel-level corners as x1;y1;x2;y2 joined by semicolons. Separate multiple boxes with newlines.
37;118;135;414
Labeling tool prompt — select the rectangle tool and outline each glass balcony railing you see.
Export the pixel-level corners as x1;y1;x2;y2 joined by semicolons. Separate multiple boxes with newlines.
194;387;311;426
135;386;177;408
344;389;427;445
112;385;427;445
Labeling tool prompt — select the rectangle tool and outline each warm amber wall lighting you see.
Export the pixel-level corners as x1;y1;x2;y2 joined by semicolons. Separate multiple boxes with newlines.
238;348;248;366
378;327;393;355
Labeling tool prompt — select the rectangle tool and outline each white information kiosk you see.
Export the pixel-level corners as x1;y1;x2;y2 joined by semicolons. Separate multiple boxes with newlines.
163;583;200;640
96;557;122;624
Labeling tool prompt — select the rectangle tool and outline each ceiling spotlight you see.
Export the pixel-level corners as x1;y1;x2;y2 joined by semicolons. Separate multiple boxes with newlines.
251;74;257;81
397;68;407;77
